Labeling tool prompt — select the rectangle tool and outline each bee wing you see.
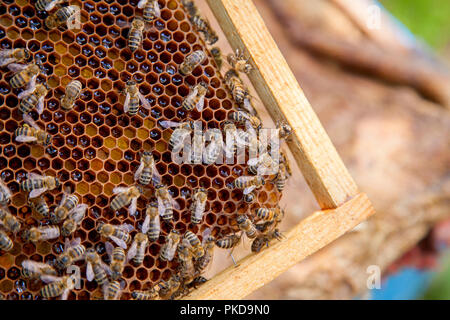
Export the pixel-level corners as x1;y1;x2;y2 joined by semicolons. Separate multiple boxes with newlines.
86;262;95;282
110;236;127;249
18;86;35;99
36;96;45;115
127;241;138;260
105;241;114;258
69;204;87;222
138;93;151;110
157;197;166;217
195;95;205;112
141;214;151;234
123;92;131;113
15;135;38;143
45;0;60;11
247;157;259;166
153;0;161;17
41;275;61;284
128;197;138;216
22;260;47;273
118;223;134;233
60;288;70;301
26;74;37;91
133;162;144;182
151;163;161;185
159;120;181;128
243;185;256;195
22;114;41;130
0;179;12;199
101;261;112;275
70;237;82;248
29;187;48;198
27;172;44;180
171;198;180;210
7;63;27;72
112;186;129;194
137;0;148;9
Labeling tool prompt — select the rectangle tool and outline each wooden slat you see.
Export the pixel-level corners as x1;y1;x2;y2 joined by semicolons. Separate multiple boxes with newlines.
206;0;359;209
183;193;375;300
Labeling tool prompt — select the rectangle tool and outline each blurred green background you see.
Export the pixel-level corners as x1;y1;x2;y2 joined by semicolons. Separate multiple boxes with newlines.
380;0;450;51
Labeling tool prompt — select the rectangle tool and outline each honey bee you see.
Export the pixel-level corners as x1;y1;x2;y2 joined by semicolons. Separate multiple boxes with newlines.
0;230;13;252
159;275;181;300
251;229;285;253
224;69;248;105
195;228;215;274
8;63;40;89
155;184;180;222
160;229;181;261
20;172;60;198
183;230;204;259
131;289;159;300
0;206;21;234
106;241;127;280
15;114;52;146
229;110;261;132
61;80;82;111
134;151;161;186
182;82;208;112
35;0;65;12
104;280;124;300
18;83;48;115
54;238;86;270
50;190;79;224
177;242;196;287
243;191;256;203
127;232;149;266
128;17;145;52
230;175;265;195
179;50;207;76
273;150;292;191
123;80;151;116
60;203;87;237
28;196;50;219
248;152;278;176
255;206;284;224
111;185;141;216
22;225;60;243
21;260;57;279
0;48;30;67
0;179;12;206
236;214;258;239
227;49;252;74
45;5;79;30
184;2;218;45
40;275;77;300
190;188;207;224
138;0;161;23
215;234;241;249
210;47;223;71
97;222;134;249
160;120;193;151
142;202;160;242
85;248;111;287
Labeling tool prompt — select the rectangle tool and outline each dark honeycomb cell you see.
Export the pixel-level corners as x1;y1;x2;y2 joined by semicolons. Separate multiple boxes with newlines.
0;0;282;300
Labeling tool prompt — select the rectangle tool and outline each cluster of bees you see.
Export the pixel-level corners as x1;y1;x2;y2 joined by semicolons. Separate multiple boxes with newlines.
0;0;293;300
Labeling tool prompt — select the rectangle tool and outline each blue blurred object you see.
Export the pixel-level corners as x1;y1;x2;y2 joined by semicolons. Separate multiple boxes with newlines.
370;268;433;300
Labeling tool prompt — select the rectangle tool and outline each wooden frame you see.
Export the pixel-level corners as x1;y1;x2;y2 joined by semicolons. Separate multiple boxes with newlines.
184;0;375;299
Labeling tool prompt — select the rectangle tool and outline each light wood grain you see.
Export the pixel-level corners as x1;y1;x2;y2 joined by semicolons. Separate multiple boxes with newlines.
183;193;375;300
206;0;358;209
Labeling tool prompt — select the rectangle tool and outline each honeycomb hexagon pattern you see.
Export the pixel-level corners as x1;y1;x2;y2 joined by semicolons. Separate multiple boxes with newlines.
0;0;282;300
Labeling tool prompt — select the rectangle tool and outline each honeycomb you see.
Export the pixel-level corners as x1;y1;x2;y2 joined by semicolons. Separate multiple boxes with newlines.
0;0;282;300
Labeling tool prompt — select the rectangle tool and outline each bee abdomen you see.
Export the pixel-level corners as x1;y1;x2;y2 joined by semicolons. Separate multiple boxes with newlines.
10;73;26;89
19;95;38;114
0;230;13;251
128;32;143;52
21;179;43;191
139;167;152;185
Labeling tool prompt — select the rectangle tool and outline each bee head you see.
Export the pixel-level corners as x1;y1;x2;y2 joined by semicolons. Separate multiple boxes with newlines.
44;133;52;146
111;271;121;280
132;17;145;29
208;34;219;45
236;215;246;224
96;221;105;232
59;256;69;265
127;80;136;86
20;229;30;242
23;49;31;61
54;177;61;188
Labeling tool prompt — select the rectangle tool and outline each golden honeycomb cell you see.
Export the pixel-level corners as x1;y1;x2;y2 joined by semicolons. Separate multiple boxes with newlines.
0;0;282;300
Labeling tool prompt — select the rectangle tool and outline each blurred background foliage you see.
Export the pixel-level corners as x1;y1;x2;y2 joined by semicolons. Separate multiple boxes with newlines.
380;0;450;51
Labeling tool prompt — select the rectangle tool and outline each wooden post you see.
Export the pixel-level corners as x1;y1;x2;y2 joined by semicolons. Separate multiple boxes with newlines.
184;193;375;299
206;0;359;210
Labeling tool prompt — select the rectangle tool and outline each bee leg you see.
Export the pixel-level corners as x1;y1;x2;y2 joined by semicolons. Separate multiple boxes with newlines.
230;252;239;267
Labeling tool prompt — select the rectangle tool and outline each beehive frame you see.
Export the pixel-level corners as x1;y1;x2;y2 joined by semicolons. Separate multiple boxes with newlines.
184;0;375;299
